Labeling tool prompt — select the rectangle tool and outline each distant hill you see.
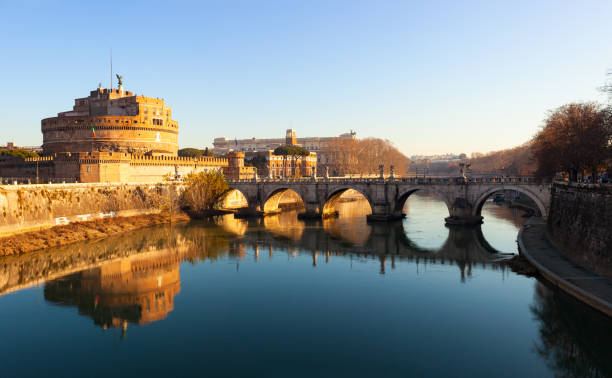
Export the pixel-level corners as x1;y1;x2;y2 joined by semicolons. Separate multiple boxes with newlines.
469;143;536;175
409;142;536;176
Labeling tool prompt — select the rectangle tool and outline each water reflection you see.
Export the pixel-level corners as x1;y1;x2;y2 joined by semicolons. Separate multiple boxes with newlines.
45;249;182;334
0;199;611;377
532;282;612;377
263;211;304;240
0;212;513;306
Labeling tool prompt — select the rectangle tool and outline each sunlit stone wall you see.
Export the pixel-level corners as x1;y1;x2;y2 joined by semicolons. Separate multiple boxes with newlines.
0;182;181;236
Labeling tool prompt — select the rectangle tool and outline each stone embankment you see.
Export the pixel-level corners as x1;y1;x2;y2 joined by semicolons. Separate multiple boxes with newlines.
547;182;612;279
0;182;184;255
0;182;181;236
518;182;612;317
519;218;612;317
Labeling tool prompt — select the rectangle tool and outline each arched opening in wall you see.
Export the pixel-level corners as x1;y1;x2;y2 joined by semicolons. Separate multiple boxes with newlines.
475;189;542;254
263;189;305;214
217;189;248;210
398;189;450;250
322;188;372;219
322;189;372;245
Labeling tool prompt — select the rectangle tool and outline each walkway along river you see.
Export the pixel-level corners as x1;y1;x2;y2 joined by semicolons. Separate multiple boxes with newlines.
0;193;611;377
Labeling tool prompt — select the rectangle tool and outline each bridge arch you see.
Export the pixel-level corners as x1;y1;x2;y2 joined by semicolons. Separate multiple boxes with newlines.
393;188;452;217
322;187;373;218
217;189;249;210
472;186;547;218
262;188;305;214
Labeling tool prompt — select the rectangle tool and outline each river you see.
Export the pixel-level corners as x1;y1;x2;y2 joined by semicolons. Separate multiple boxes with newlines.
0;193;611;377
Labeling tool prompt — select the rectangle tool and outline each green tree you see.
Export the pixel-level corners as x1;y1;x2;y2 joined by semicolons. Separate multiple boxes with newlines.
178;148;203;158
0;149;38;159
182;171;229;216
178;148;214;158
273;145;310;177
244;154;268;174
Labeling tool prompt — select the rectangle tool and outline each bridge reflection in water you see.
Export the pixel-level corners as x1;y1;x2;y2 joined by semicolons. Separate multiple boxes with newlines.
0;202;611;374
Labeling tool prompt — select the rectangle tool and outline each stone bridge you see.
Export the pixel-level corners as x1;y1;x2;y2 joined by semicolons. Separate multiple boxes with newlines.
227;176;551;225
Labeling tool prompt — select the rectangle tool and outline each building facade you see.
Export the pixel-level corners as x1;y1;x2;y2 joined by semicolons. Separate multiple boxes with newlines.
256;150;317;178
213;129;355;174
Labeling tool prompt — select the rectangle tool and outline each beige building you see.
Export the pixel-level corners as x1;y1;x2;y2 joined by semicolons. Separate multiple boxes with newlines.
213;129;355;174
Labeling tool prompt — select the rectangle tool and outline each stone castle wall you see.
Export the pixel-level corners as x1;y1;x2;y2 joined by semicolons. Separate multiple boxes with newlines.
0;153;251;184
41;115;178;155
548;182;612;278
0;183;181;236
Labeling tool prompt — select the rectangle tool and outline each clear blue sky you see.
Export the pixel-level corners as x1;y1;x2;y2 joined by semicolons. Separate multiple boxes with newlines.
1;0;611;155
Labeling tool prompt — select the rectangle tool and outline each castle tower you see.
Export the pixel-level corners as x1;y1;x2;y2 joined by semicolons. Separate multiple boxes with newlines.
285;129;297;146
41;87;179;156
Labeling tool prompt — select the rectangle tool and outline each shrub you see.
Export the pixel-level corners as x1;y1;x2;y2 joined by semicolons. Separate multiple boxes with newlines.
182;171;229;215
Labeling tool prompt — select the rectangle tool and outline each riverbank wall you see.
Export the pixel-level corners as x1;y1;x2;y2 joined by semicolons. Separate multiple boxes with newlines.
0;182;180;237
548;182;612;279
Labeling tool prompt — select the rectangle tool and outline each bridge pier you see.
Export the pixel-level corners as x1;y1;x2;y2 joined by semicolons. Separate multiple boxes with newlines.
298;201;322;220
234;206;264;218
444;214;484;226
234;193;264;218
366;213;404;222
445;197;484;225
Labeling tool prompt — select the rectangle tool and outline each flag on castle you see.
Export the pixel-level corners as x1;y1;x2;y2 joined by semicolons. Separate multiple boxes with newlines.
91;126;96;138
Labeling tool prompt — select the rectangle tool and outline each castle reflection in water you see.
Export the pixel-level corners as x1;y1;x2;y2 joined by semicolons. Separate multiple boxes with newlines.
1;197;522;330
44;248;183;334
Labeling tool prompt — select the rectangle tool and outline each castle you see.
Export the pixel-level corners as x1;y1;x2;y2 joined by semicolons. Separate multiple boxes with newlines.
0;83;255;183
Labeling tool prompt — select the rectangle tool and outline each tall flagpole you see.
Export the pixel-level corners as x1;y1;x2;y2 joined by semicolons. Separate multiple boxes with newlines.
110;48;113;89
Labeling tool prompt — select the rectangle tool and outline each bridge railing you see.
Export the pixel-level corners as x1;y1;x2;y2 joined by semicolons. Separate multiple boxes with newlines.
227;176;545;185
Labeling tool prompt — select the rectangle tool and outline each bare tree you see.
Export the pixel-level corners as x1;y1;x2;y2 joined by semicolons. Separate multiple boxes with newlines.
532;103;610;181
